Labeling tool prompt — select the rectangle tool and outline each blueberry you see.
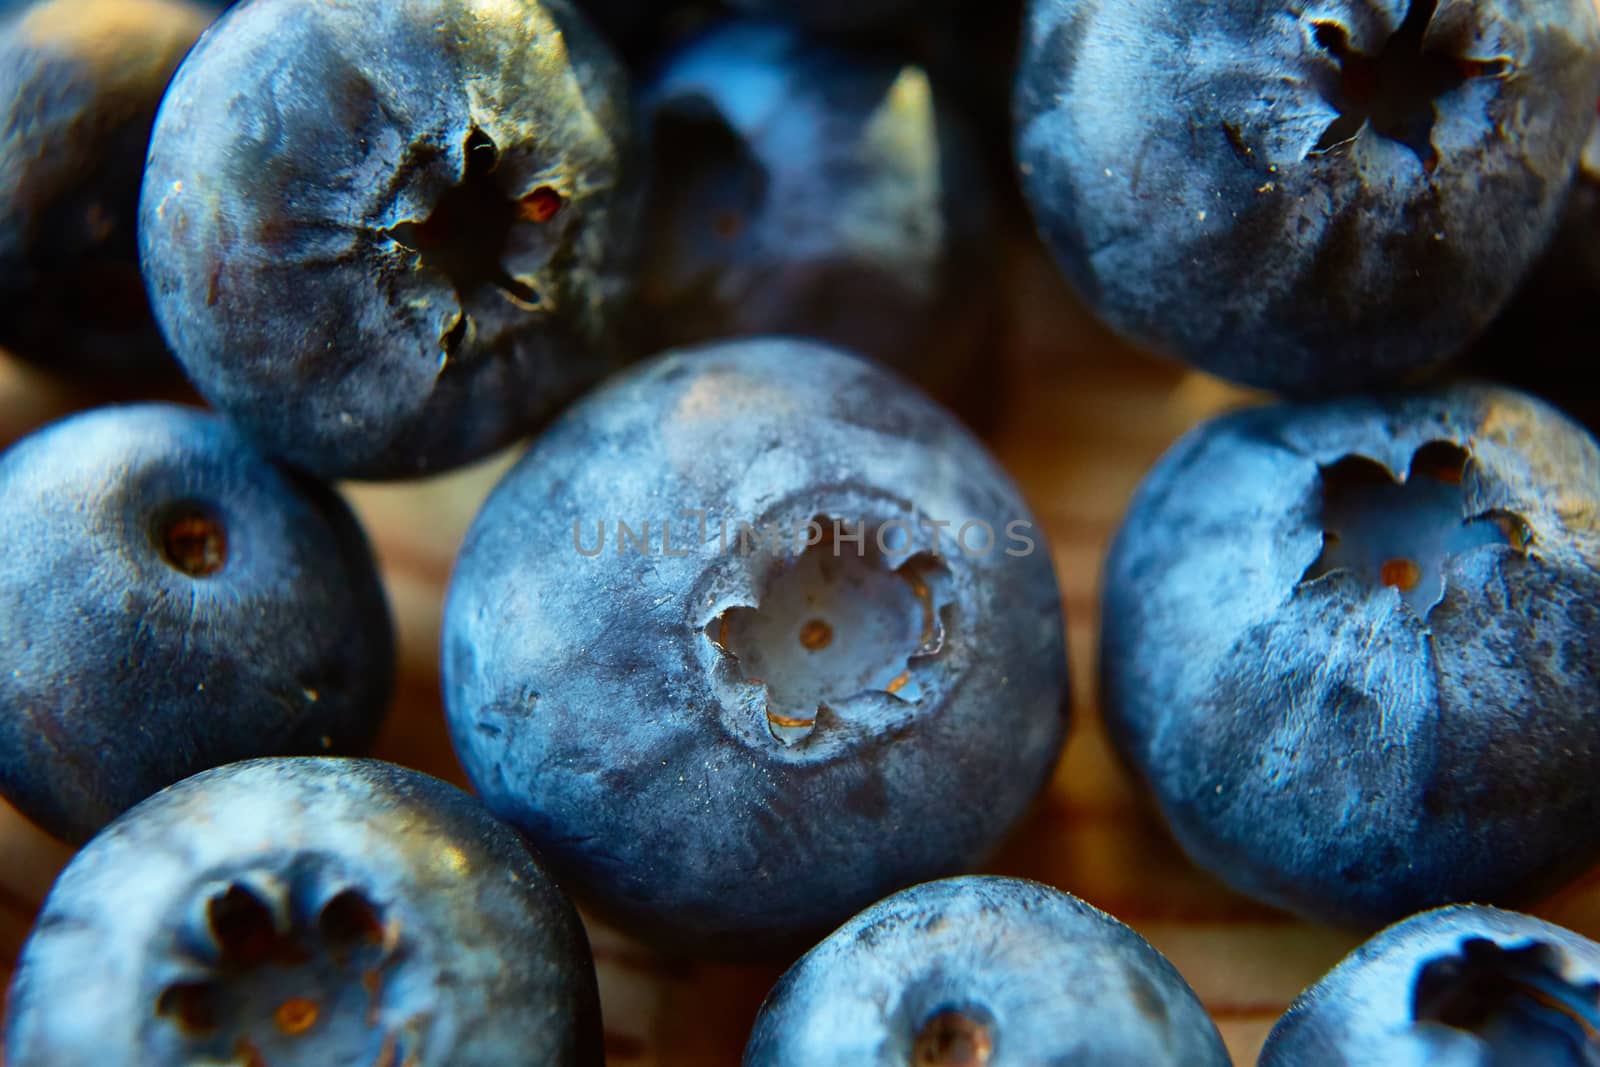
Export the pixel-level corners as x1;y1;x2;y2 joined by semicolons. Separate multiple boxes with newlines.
1260;905;1600;1065
0;403;393;844
1015;0;1600;394
744;876;1231;1066
1101;383;1600;927
634;20;996;393
139;0;637;479
2;757;604;1066
0;0;210;377
442;339;1069;958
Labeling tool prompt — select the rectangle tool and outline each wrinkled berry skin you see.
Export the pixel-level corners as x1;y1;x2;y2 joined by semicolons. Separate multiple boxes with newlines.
1102;384;1600;927
0;404;393;844
443;339;1069;958
1261;905;1600;1066
635;21;994;392
745;876;1231;1066
0;0;208;376
140;0;636;479
1015;0;1600;394
3;758;604;1067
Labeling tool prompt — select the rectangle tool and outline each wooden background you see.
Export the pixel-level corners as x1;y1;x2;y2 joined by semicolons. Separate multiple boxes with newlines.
5;241;1600;1065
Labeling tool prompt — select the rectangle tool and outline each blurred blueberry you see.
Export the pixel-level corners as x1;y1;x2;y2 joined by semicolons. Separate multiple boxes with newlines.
1468;116;1600;433
1015;0;1600;394
139;0;637;479
0;404;393;844
634;20;997;396
745;876;1231;1066
0;0;210;376
443;339;1069;958
1101;384;1600;927
568;0;717;66
3;758;604;1067
1261;905;1600;1065
725;0;914;32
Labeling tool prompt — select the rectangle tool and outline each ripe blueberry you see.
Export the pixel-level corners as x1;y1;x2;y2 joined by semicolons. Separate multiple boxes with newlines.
0;0;209;376
442;339;1069;958
745;876;1231;1066
1101;384;1600;927
139;0;637;478
0;404;393;843
3;758;604;1066
635;20;995;392
1261;905;1600;1065
1015;0;1600;393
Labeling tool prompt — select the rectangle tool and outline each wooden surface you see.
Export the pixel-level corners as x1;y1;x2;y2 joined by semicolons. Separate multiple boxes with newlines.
5;244;1600;1065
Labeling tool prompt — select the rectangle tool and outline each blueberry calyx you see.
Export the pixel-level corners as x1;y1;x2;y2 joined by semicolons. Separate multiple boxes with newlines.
155;871;408;1064
911;1009;995;1067
153;501;229;578
1300;440;1531;616
386;127;564;366
1308;0;1510;170
705;517;953;747
1411;938;1600;1059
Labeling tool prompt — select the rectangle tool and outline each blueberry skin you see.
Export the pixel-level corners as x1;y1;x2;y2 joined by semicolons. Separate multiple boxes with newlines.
744;876;1230;1066
635;20;994;391
139;0;636;479
0;0;209;376
1101;384;1600;927
0;404;393;844
3;758;605;1067
1015;0;1600;394
443;339;1069;958
1261;905;1600;1065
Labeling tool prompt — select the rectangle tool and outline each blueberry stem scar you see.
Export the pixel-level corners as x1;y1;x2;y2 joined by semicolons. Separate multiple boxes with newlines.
1412;938;1600;1051
156;881;397;1058
386;127;561;356
1302;442;1528;615
1308;0;1509;168
912;1010;994;1067
798;619;834;650
708;519;949;744
274;997;319;1035
156;503;228;578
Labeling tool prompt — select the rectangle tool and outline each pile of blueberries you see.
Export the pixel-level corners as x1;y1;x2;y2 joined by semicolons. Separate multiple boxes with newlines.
3;0;1600;1062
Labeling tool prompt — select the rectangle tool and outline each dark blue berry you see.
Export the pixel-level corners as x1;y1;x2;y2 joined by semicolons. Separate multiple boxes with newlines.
443;338;1069;958
0;404;393;843
746;876;1231;1066
3;758;604;1066
1101;384;1600;926
1261;905;1600;1066
139;0;637;478
1015;0;1600;393
0;0;210;376
635;19;995;393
